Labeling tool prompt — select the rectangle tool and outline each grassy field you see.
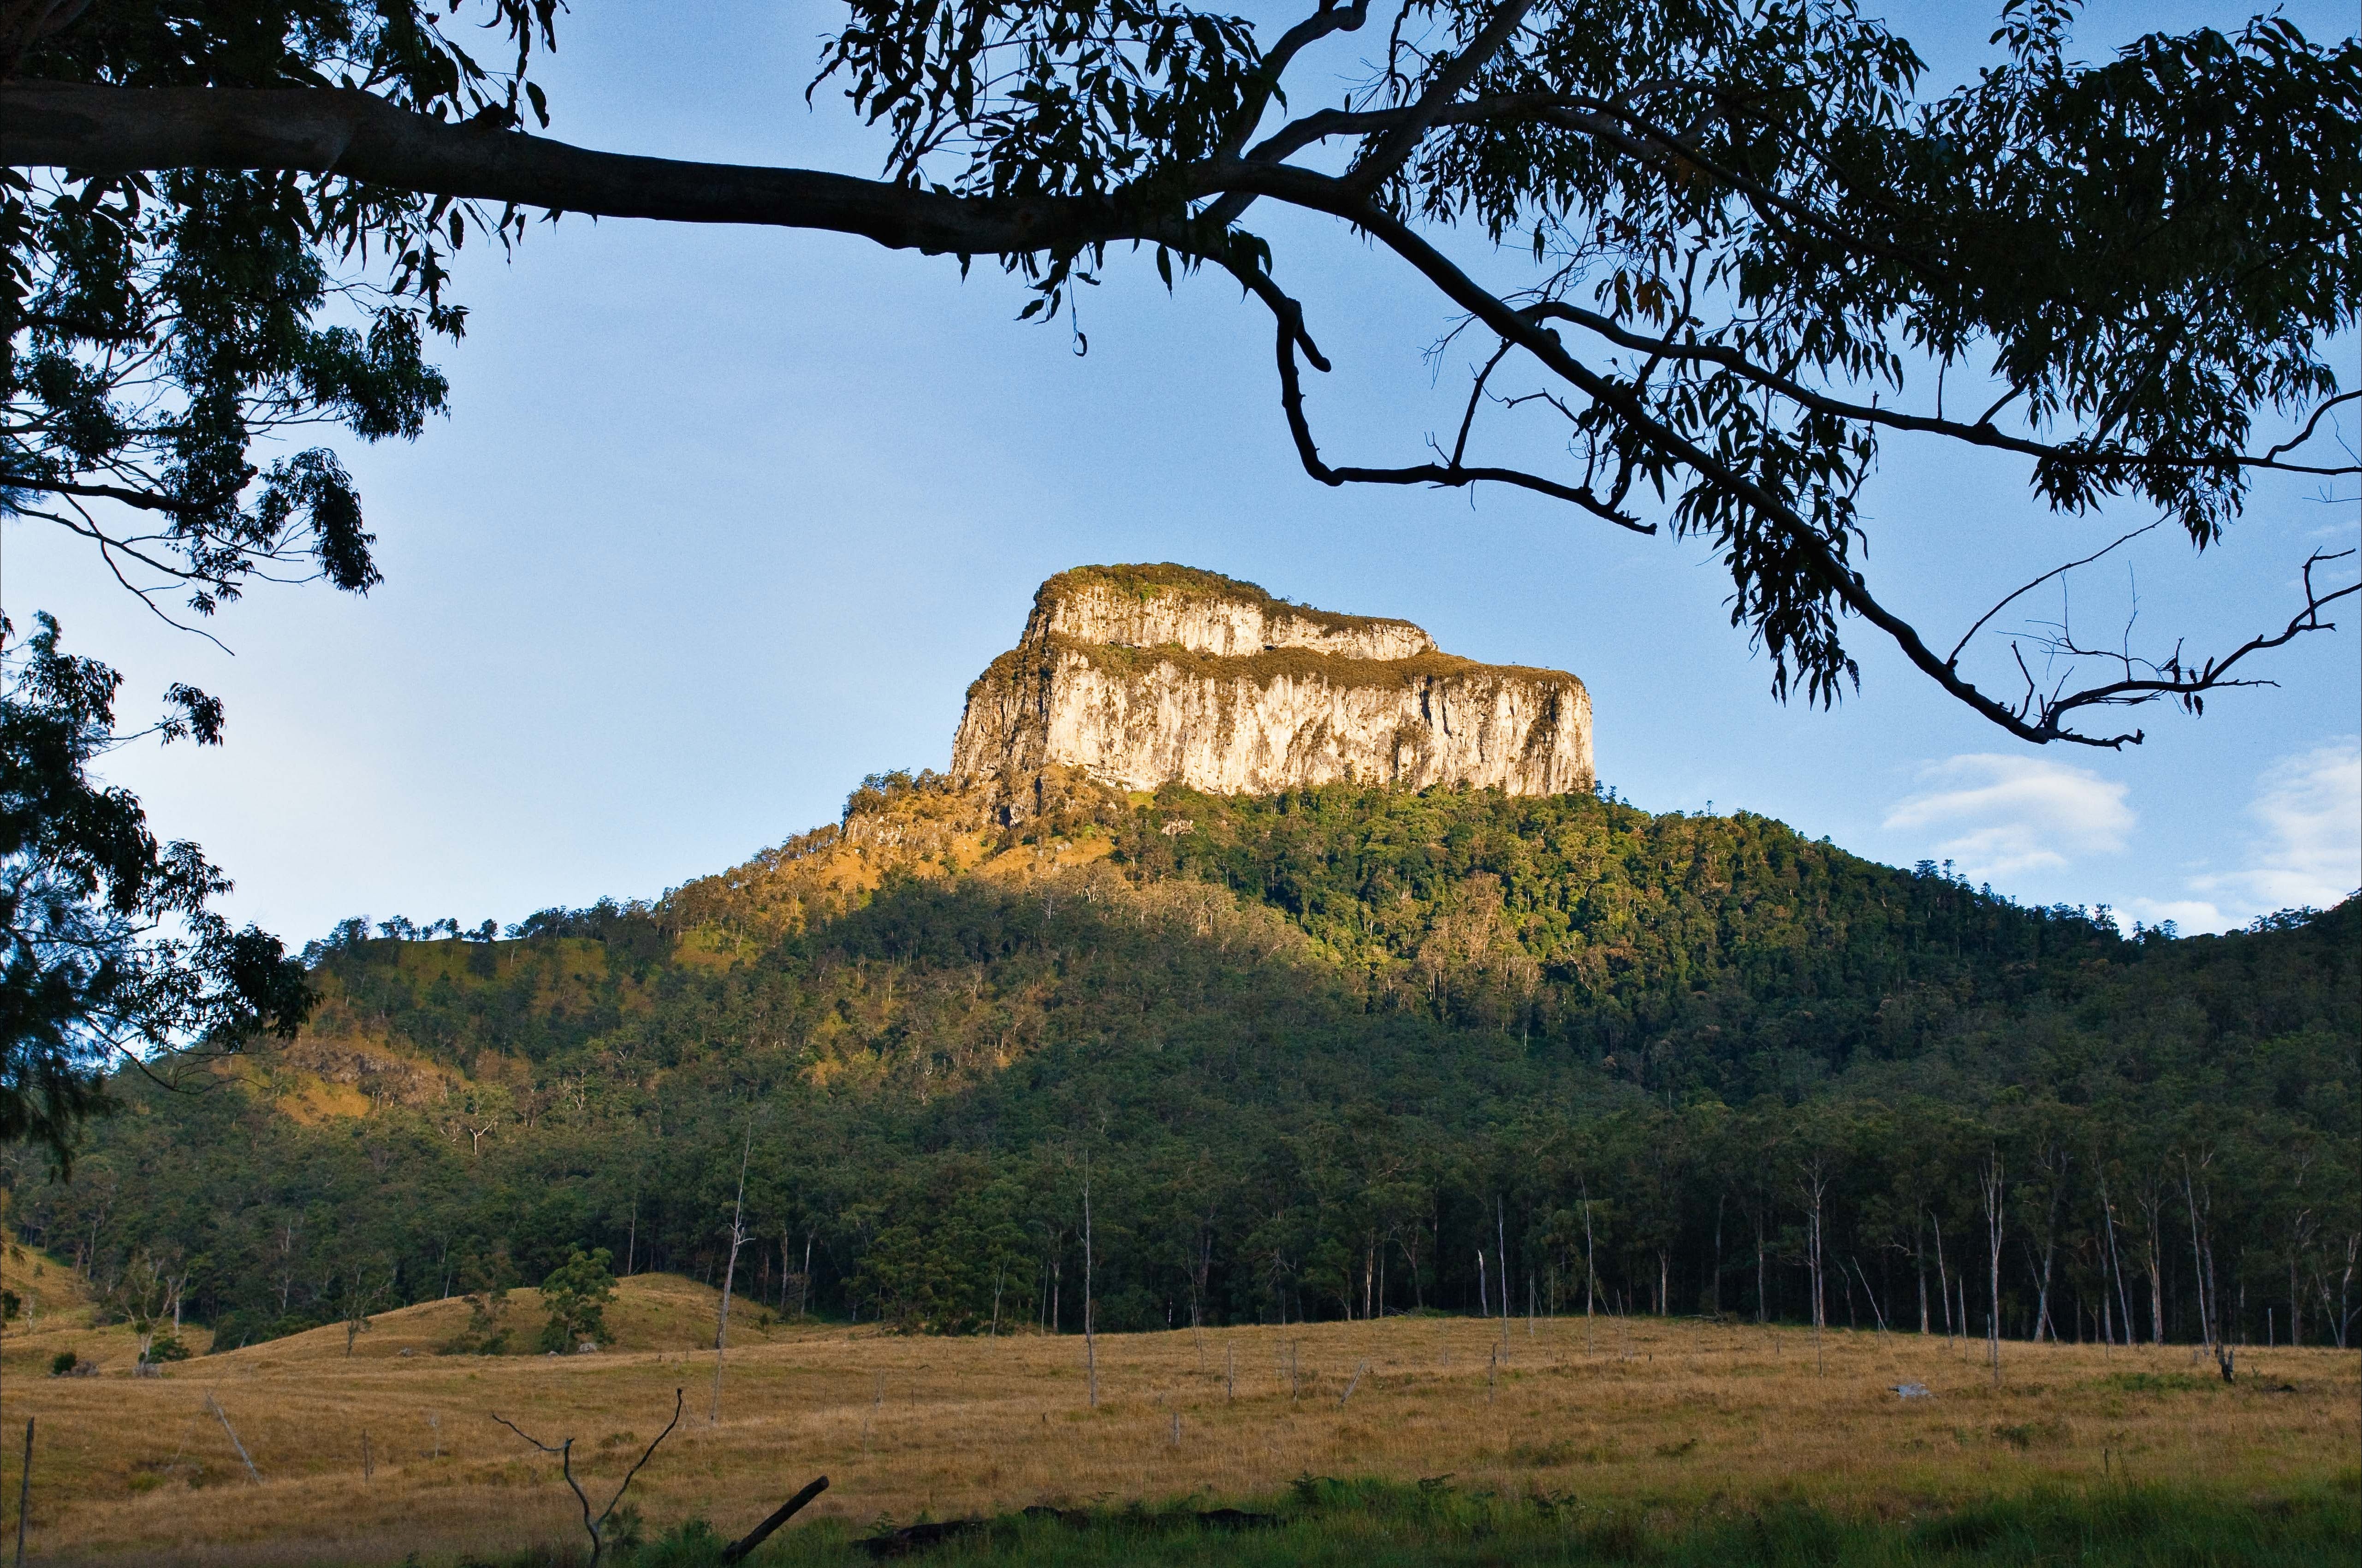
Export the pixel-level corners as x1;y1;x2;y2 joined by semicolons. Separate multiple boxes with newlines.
0;1273;2354;1566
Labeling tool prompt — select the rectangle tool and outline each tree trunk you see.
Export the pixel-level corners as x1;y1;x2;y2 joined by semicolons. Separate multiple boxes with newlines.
1754;1210;1766;1325
2032;1146;2068;1341
1083;1175;1098;1408
711;1127;753;1424
1933;1212;1952;1341
1496;1197;1511;1349
2099;1175;2133;1347
1916;1220;1930;1334
2184;1160;2217;1353
1978;1152;2005;1385
1583;1193;1598;1319
1711;1193;1725;1317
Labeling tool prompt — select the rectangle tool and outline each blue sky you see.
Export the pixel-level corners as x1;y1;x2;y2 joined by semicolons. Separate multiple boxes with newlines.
8;1;2357;942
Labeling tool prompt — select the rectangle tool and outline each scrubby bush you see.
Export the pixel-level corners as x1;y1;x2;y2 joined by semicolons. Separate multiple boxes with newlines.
536;1247;617;1353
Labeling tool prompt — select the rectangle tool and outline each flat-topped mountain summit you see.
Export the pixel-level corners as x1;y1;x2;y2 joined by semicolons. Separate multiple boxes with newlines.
951;564;1593;817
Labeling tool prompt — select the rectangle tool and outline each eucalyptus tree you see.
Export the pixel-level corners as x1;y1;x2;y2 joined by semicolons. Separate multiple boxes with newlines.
4;1;2358;1145
10;0;2357;738
0;614;310;1161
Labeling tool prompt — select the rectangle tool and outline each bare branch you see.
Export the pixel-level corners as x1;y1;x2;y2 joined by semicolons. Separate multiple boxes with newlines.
489;1413;596;1556
491;1388;682;1565
1946;522;2164;668
19;506;240;651
720;1474;832;1566
1241;266;1652;532
599;1387;684;1533
1347;0;1538;195
1451;341;1515;469
2265;391;2361;463
2026;550;2359;732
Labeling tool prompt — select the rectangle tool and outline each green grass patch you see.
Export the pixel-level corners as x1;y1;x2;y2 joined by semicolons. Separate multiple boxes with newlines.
493;1478;2361;1568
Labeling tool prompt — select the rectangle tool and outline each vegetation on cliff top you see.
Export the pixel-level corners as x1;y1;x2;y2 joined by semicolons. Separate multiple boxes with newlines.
1035;564;1427;644
968;636;1585;706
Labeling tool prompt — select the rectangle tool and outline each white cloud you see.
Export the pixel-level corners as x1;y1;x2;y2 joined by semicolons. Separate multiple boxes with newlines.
2190;739;2362;919
2119;897;2226;934
1884;754;2135;879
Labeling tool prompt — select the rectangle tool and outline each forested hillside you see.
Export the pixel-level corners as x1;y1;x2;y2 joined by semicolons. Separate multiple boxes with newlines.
5;774;2353;1355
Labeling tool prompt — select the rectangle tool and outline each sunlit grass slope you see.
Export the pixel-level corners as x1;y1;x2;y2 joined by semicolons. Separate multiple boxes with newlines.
3;1313;2352;1566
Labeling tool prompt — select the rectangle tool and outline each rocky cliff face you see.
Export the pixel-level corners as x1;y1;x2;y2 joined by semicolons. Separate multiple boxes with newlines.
952;565;1593;816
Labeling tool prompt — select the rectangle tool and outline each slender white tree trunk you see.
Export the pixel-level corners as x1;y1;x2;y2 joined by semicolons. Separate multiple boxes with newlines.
1980;1153;2005;1387
711;1125;753;1424
1084;1172;1098;1408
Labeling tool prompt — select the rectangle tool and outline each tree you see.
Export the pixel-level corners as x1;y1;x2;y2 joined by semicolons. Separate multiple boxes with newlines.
5;0;2356;751
536;1245;617;1353
339;1256;391;1355
104;1246;178;1362
1;614;311;1164
445;1242;519;1354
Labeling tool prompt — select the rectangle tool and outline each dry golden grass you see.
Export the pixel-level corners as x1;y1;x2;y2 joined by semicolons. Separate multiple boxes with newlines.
2;1277;2353;1568
0;1242;216;1374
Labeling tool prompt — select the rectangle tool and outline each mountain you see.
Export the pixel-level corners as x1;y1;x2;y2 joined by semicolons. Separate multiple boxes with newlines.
9;769;2352;1353
951;564;1592;820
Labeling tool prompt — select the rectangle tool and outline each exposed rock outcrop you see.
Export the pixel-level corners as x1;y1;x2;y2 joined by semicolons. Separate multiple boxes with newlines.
952;565;1592;817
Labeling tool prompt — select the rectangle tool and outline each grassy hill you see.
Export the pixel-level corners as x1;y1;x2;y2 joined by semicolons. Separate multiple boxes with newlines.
2;774;2353;1358
0;1255;740;1378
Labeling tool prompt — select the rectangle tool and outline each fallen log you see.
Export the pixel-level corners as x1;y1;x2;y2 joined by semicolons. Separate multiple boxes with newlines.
720;1475;830;1565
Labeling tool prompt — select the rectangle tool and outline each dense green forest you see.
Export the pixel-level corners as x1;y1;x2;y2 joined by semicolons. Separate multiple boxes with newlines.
4;776;2354;1355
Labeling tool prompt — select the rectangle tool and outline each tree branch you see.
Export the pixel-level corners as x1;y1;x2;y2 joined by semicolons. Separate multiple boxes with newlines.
0;474;204;514
2265;390;2360;463
600;1388;683;1533
1945;522;2162;668
489;1414;596;1556
1237;260;1651;532
1513;302;2357;482
1347;0;1537;195
1230;163;2354;746
489;1390;680;1567
1451;341;1516;469
0;83;1116;255
2028;550;2358;730
1221;0;1370;159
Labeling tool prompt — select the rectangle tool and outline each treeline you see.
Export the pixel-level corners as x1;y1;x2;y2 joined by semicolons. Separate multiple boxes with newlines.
2;783;2352;1354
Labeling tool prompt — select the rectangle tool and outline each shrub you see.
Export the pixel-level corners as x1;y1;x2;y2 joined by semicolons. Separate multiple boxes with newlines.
536;1247;617;1353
